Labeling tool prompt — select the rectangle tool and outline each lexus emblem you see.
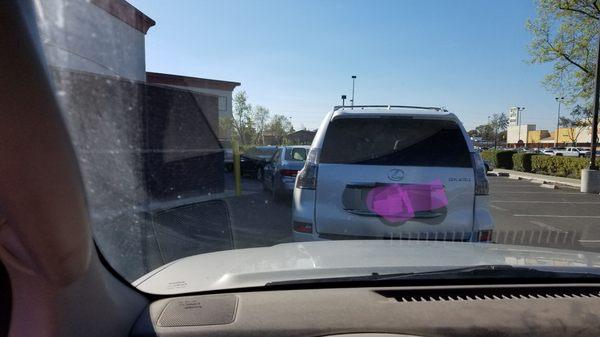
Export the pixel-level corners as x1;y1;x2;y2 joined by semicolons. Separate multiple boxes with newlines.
388;168;404;181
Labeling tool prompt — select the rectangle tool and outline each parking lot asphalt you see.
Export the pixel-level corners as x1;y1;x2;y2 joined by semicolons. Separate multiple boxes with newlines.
222;173;600;253
146;173;600;273
488;175;600;252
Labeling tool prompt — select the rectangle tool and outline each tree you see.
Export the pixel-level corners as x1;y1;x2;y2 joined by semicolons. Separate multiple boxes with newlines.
231;91;255;145
527;0;599;105
559;104;593;145
489;113;509;148
219;116;233;140
252;105;270;145
267;114;294;145
475;124;496;142
226;91;295;146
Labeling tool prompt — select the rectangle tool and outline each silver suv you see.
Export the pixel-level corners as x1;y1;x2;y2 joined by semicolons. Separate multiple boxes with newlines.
292;105;493;242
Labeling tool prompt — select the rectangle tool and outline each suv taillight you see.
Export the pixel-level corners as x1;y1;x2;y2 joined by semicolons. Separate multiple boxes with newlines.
296;148;320;190
478;230;493;242
293;221;313;233
296;164;317;189
281;169;298;177
471;152;489;195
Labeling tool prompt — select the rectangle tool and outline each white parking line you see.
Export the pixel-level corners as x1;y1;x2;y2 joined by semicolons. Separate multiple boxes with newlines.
492;192;582;195
493;201;600;204
514;214;600;218
489;204;508;211
578;240;600;243
529;220;567;233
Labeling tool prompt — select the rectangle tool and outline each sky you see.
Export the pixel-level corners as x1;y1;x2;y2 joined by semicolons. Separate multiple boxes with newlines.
129;0;563;131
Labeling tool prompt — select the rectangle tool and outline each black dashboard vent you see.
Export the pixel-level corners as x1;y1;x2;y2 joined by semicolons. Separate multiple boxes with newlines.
376;287;600;302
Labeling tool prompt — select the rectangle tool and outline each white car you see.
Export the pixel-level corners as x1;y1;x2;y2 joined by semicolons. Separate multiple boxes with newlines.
292;105;493;242
540;148;555;155
553;147;590;157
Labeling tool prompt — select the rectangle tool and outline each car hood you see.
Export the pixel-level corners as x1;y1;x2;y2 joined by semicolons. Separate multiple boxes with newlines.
133;240;600;295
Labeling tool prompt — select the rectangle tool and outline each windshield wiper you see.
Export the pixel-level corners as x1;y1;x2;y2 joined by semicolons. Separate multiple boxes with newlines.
265;265;600;287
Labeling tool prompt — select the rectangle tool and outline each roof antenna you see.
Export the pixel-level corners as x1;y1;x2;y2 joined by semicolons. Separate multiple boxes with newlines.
387;105;391;110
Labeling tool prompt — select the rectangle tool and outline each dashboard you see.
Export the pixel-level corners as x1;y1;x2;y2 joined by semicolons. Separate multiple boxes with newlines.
132;283;600;337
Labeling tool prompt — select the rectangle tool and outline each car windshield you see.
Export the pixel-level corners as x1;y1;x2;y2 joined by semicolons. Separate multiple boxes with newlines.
31;0;600;295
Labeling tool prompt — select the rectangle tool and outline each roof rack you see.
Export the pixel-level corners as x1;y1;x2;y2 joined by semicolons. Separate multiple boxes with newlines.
333;105;447;112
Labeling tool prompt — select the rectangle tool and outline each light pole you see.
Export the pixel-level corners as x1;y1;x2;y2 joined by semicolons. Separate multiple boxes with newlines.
554;97;564;148
590;32;600;171
351;75;356;108
581;34;600;193
341;95;347;107
492;115;499;149
516;106;525;148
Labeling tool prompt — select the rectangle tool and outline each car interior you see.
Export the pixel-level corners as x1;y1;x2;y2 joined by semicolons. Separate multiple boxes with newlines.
2;1;600;337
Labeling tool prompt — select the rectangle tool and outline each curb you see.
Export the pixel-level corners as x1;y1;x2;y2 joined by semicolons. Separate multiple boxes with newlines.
492;170;580;189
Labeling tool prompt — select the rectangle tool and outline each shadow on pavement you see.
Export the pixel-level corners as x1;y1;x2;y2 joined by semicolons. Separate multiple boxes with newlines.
150;200;233;263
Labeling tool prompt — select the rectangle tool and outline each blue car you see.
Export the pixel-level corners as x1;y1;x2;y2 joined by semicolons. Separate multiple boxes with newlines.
262;146;310;199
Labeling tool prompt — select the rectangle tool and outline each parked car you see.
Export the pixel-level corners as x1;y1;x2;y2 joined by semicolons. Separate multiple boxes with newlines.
292;105;493;242
262;145;310;199
224;148;234;171
240;146;278;178
220;139;234;171
553;147;590;157
483;158;493;173
540;148;555;155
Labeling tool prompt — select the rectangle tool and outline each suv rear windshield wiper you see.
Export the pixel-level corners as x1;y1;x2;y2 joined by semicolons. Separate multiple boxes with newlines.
265;265;600;287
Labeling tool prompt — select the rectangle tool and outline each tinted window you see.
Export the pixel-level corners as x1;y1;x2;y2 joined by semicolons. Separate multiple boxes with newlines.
285;148;307;161
247;147;277;156
320;118;471;167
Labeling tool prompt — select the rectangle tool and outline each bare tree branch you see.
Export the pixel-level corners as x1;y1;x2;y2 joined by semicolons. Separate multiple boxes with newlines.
558;4;600;19
558;0;600;19
545;35;592;74
592;0;600;13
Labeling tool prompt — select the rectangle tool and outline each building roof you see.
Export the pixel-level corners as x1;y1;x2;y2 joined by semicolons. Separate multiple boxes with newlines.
91;0;155;34
146;72;241;92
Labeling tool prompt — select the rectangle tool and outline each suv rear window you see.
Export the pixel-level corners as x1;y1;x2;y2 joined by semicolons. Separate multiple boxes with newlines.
285;148;307;161
246;147;277;156
320;118;471;167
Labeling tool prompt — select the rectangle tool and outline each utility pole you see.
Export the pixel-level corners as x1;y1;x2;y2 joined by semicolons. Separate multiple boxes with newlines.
351;75;356;108
590;32;600;170
581;29;600;193
516;107;525;148
554;97;564;148
493;115;498;149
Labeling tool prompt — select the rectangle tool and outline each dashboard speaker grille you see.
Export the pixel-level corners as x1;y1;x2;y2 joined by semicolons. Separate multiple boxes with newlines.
376;287;600;302
157;295;238;327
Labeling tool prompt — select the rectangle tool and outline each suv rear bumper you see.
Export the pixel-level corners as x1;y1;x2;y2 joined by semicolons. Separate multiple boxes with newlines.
292;189;495;243
293;231;488;242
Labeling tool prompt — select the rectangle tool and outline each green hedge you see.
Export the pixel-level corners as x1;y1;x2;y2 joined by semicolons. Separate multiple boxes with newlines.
512;153;534;172
481;150;517;169
531;155;588;179
480;150;496;165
